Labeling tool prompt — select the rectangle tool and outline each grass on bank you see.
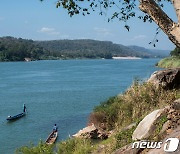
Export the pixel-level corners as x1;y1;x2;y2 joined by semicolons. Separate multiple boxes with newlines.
149;115;168;141
15;141;54;154
57;138;92;154
157;56;180;68
89;81;176;130
176;90;180;99
16;81;178;154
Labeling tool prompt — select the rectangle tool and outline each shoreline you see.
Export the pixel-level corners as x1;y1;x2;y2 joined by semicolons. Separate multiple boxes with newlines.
112;56;142;60
0;57;144;63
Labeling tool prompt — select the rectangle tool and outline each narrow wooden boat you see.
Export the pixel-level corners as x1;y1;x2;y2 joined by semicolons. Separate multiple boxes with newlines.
45;131;58;145
6;112;26;121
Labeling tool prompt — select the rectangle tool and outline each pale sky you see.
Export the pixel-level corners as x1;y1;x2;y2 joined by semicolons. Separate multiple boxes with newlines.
0;0;177;50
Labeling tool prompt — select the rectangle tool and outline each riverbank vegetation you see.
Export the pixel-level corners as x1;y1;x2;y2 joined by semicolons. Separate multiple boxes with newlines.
157;48;180;68
16;81;178;154
89;81;176;130
158;56;180;68
16;141;53;154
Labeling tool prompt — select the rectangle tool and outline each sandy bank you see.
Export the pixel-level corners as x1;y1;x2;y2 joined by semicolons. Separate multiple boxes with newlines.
112;56;142;60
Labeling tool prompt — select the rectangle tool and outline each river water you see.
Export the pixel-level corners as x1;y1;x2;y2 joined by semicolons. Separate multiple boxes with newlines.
0;59;161;153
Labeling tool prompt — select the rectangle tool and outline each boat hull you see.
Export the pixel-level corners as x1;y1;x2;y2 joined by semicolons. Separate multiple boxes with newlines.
6;112;26;121
45;131;58;145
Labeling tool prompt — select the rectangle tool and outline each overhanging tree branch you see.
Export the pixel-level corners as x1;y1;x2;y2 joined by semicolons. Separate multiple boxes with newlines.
139;0;180;48
40;0;180;48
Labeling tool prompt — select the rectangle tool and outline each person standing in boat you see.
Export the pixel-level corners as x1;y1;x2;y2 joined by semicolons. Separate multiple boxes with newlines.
53;124;58;132
23;104;27;113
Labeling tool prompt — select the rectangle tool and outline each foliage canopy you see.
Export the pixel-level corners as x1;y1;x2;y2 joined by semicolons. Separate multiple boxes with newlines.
40;0;180;48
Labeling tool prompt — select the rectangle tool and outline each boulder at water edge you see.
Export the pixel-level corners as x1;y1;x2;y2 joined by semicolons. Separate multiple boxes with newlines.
72;124;108;139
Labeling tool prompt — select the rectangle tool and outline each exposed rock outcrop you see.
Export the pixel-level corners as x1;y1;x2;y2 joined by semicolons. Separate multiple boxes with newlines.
130;99;180;153
165;99;180;134
72;124;108;139
132;109;165;140
147;126;180;154
114;143;141;154
172;98;180;110
148;68;180;89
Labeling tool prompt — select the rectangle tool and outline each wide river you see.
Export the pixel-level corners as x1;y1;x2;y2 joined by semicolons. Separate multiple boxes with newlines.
0;59;161;153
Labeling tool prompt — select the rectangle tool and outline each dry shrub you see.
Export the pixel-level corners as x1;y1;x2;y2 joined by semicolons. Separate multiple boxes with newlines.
91;81;177;130
88;112;107;130
117;82;176;127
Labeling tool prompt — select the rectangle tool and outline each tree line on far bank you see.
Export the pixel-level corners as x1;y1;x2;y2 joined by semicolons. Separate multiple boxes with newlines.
0;36;172;62
0;37;48;61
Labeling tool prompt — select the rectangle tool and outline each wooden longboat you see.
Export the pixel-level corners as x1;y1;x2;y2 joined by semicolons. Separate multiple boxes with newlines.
6;112;26;121
45;131;58;145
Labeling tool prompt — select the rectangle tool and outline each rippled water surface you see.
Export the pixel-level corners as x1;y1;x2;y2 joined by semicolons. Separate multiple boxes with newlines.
0;59;161;153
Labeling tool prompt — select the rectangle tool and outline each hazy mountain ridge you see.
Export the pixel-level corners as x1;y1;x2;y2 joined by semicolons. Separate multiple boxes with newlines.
128;45;170;57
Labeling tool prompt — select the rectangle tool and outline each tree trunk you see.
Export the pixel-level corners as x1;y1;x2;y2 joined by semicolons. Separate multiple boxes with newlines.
139;0;180;48
172;0;180;23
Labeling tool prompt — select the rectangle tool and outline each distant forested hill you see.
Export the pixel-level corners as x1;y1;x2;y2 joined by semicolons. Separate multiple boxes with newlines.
0;37;47;61
36;39;154;59
0;37;170;62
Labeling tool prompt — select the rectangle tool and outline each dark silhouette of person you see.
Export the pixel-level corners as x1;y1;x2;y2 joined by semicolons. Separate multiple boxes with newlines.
23;104;27;113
